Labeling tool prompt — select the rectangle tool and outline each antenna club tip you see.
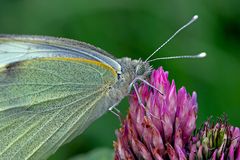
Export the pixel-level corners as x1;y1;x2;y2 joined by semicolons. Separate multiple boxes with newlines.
199;52;207;58
193;15;199;20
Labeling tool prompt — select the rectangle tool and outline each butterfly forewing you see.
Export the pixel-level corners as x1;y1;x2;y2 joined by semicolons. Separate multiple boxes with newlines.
0;37;117;159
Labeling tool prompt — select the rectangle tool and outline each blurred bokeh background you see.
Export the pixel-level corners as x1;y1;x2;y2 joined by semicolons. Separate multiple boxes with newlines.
0;0;239;159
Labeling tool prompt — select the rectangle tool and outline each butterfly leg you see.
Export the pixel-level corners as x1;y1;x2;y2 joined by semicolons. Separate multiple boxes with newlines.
109;103;122;121
134;77;164;96
128;77;163;96
108;102;120;112
128;78;150;107
132;83;144;106
132;83;159;119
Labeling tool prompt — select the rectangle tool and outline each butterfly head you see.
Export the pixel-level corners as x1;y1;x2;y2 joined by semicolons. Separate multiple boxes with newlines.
116;58;152;87
135;60;152;78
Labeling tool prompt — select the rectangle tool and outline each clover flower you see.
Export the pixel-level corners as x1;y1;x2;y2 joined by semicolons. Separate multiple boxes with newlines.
114;67;198;159
189;118;240;160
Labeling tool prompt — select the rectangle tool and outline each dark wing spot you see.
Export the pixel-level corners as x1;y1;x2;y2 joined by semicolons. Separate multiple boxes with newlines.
4;61;22;76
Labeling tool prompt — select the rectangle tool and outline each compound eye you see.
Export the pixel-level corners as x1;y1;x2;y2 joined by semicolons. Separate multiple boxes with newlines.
116;69;122;80
117;73;121;79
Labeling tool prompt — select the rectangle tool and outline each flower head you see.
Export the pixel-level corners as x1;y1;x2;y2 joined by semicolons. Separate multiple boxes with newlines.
114;67;198;159
189;118;240;160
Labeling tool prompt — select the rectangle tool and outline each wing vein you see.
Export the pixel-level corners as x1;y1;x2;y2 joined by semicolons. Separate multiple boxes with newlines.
0;82;100;87
0;87;97;120
0;85;55;104
4;66;67;82
0;83;101;104
11;88;104;159
0;114;38;155
36;90;103;159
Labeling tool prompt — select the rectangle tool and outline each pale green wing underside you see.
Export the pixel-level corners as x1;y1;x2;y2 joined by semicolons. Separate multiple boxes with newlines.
0;57;116;159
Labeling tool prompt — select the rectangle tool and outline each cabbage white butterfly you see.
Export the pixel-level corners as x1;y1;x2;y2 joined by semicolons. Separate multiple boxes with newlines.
0;15;205;159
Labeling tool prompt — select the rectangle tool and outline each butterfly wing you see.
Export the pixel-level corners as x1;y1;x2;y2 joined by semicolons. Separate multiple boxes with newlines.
0;34;121;74
0;36;118;159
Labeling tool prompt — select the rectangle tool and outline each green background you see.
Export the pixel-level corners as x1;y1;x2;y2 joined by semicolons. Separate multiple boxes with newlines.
0;0;239;159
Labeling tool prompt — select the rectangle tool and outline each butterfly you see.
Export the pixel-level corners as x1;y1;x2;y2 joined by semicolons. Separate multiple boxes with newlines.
0;15;205;159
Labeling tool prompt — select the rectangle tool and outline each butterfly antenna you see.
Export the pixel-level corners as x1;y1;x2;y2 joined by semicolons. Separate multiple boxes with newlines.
145;15;199;62
148;52;206;62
